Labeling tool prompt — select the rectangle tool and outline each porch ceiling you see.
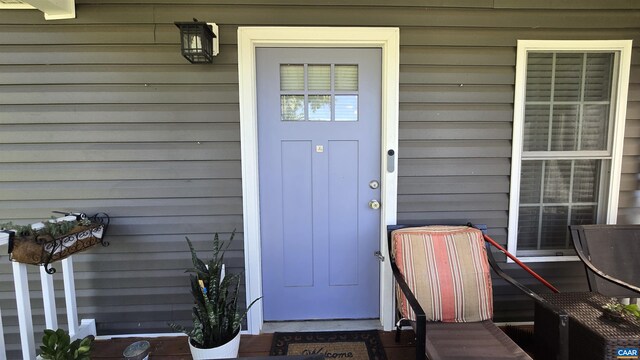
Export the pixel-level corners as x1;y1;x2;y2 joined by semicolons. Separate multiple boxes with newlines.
0;0;75;20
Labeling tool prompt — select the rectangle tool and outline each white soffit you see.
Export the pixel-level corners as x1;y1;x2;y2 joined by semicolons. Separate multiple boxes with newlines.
0;0;76;20
0;0;35;8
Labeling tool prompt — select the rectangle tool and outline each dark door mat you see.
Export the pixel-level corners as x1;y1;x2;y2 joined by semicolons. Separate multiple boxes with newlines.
270;330;388;360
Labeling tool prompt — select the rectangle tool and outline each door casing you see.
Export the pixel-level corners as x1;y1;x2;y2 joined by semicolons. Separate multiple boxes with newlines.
237;26;400;334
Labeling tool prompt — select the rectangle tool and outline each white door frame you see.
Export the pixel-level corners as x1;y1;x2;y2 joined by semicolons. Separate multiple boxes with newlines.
237;27;400;334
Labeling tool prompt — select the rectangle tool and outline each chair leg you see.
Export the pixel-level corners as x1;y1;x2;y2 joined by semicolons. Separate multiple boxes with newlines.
395;318;411;343
557;313;569;360
415;316;426;360
394;318;424;360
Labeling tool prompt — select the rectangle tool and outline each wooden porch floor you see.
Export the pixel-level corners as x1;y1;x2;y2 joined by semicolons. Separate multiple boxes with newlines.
91;330;416;359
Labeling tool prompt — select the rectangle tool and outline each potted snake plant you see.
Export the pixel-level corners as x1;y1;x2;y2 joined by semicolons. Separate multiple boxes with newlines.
169;231;260;359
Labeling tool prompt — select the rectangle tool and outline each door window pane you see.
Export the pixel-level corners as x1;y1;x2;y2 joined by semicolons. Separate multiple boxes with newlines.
335;65;358;91
308;65;331;90
308;95;331;121
279;63;360;122
281;95;305;121
335;95;358;121
280;65;304;91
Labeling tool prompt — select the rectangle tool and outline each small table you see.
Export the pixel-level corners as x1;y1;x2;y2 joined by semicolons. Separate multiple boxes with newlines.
534;292;640;360
222;356;324;360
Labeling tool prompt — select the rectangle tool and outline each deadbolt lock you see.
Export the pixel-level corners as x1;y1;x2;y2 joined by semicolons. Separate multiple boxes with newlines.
369;180;380;189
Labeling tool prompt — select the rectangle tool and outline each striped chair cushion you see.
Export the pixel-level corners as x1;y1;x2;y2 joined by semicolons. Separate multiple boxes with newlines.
392;226;493;322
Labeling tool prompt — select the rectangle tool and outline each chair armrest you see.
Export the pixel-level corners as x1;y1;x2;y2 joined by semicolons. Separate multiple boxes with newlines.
484;243;547;303
484;243;569;314
390;259;426;360
390;260;426;320
570;234;640;295
484;243;569;360
387;224;426;322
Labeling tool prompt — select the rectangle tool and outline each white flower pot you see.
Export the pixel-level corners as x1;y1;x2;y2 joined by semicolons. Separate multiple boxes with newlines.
188;331;241;360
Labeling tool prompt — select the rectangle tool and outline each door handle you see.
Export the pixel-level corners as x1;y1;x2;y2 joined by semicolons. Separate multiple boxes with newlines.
369;200;380;210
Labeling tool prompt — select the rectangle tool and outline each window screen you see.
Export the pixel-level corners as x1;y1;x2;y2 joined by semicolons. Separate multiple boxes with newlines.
517;51;615;256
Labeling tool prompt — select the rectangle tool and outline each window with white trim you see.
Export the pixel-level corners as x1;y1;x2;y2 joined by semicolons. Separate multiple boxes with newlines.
508;40;632;262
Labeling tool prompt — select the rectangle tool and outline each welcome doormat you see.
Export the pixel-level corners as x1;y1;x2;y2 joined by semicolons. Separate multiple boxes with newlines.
270;330;387;360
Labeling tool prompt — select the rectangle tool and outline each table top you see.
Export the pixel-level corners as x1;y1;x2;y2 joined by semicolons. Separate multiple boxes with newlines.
222;356;324;360
540;291;640;340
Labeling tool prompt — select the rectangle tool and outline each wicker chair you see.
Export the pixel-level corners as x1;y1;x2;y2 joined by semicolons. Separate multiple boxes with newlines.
569;224;640;298
388;225;534;360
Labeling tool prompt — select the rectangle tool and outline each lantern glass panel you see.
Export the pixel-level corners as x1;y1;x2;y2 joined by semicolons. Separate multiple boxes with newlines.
176;22;214;63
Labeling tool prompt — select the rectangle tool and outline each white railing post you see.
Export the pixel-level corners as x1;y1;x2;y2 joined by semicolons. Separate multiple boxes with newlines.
40;266;58;330
2;211;102;358
62;257;79;338
61;256;96;341
13;262;36;360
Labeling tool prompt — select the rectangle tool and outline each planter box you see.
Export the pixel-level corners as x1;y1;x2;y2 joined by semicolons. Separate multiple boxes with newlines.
4;213;109;274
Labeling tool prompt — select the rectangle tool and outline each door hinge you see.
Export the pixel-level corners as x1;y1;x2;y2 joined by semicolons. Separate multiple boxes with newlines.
374;251;385;262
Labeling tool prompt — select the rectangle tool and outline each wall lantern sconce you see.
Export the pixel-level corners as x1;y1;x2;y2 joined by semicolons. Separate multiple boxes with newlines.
174;19;219;64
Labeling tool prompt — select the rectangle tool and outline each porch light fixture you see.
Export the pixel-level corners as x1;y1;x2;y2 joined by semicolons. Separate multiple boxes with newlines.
174;19;219;64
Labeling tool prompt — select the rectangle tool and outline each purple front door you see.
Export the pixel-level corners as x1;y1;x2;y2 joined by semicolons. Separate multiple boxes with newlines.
257;48;382;320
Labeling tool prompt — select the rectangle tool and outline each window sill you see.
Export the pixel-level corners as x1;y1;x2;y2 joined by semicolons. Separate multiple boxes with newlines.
506;255;580;263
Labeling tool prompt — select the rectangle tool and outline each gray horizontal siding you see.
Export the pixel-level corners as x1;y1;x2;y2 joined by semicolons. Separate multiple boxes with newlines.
0;104;240;124
399;103;514;122
0;2;638;358
0;44;236;65
0;84;240;104
0;64;239;84
0;145;238;163
0;179;242;200
0;161;241;181
0;123;240;143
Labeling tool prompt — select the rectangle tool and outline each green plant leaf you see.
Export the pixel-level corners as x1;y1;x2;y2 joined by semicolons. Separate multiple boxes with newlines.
79;336;93;348
39;328;93;360
47;331;58;349
58;329;70;347
624;304;640;318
